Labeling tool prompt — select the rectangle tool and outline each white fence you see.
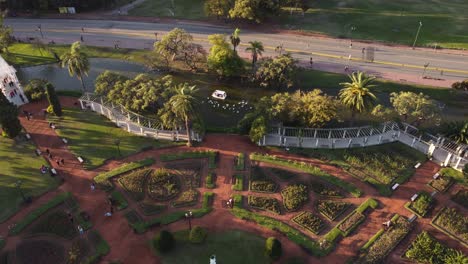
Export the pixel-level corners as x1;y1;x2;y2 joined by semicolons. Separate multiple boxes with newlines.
79;93;201;142
262;122;468;170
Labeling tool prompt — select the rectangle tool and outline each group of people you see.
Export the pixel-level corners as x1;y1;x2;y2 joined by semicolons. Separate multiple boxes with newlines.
23;110;33;120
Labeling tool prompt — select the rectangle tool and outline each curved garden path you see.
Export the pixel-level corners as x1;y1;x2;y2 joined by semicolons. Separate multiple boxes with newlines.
0;97;466;264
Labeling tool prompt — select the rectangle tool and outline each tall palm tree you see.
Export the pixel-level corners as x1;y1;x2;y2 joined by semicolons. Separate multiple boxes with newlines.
168;83;199;147
339;71;377;124
230;28;241;52
245;41;264;67
60;41;90;92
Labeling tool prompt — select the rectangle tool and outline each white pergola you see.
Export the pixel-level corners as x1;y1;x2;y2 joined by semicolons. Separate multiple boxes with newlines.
0;55;28;106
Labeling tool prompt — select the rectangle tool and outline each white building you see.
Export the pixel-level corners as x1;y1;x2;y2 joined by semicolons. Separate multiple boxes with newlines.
0;55;28;106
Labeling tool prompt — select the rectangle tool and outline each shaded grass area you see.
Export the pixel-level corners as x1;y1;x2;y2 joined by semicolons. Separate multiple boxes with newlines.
0;136;59;223
49;108;176;169
158;229;271;264
129;0;205;19
280;0;468;49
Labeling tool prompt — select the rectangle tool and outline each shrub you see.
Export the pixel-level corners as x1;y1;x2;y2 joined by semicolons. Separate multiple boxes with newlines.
118;168;151;201
172;189;199;207
45;83;62;117
232;174;243;191
94;158;154;187
265;237;282;260
451;189;468;208
189;226;207;244
235;153;245;170
153;230;175;253
139;202;166;216
82;230;110;264
281;184;308;211
292;212;324;234
205;172;215;189
110;191;128;210
160;151;217;169
405;191;433;217
248;196;281;214
147;169;180;201
24;79;47;101
317;200;350;221
451;80;468;91
309;179;341;197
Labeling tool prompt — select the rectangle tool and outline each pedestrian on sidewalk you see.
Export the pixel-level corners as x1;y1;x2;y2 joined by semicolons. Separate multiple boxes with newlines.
80;35;84;42
48;153;53;159
45;148;50;155
61;158;65;165
90;183;96;191
81;27;84;33
77;225;84;235
55;159;60;166
309;57;313;66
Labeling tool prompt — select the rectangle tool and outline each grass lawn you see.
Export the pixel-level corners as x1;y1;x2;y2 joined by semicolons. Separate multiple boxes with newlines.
280;0;468;49
0;137;59;223
48;108;179;169
129;0;205;19
158;229;271;264
4;43;146;67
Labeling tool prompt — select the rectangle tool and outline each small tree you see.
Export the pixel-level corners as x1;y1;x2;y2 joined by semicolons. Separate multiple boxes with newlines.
46;83;62;117
451;80;468;91
390;91;439;125
204;0;231;19
153;230;175;253
255;54;297;90
95;71;128;96
207;34;244;77
230;28;241;52
0;92;22;138
24;79;48;102
265;237;282;260
189;226;207;244
249;116;267;143
60;42;90;92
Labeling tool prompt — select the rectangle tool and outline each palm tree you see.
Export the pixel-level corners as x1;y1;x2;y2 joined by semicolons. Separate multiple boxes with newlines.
168;83;199;147
441;121;468;144
245;41;264;67
339;71;377;124
230;28;241;52
60;41;90;92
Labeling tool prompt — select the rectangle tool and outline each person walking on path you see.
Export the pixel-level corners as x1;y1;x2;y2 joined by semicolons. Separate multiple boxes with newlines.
80;35;84;42
77;225;84;235
61;158;65;165
45;148;50;155
55;159;60;166
90;183;96;191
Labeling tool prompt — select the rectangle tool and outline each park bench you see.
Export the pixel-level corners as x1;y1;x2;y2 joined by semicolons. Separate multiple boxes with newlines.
414;163;421;169
35;149;41;156
77;157;84;163
411;194;419;202
433;173;440;179
391;183;399;190
408;214;417;223
62;138;68;144
25;133;31;140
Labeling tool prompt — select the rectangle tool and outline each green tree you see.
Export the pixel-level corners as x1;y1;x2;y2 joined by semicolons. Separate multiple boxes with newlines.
0;16;13;53
245;40;264;67
230;28;241;52
265;237;282;260
189;226;207;244
0;92;22;138
95;71;129;96
45;83;62;117
371;104;396;122
60;42;90;92
229;0;280;23
154;28;193;67
205;0;232;19
440;121;468;144
295;90;337;127
24;79;48;102
153;230;175;253
249;116;267;143
166;83;199;147
182;43;207;71
207;34;244;77
390;91;439;125
339;71;377;123
255;53;297;90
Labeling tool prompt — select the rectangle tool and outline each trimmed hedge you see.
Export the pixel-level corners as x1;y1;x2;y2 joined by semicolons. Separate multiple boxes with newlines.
232;174;243;191
235;153;245;171
139;203;167;216
404;191;433;217
94;158;155;189
110;191;128;210
265;237;282;260
205;172;215;189
82;230;110;264
9;192;71;235
160;151;218;169
250;153;362;197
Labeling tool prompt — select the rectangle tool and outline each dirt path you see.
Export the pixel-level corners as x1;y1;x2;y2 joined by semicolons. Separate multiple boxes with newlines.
1;97;466;264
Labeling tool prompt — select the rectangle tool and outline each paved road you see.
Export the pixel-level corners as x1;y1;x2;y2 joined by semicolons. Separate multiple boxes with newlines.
5;18;468;87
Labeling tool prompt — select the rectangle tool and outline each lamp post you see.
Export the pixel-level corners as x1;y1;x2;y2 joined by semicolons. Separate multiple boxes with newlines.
412;21;423;49
185;211;193;230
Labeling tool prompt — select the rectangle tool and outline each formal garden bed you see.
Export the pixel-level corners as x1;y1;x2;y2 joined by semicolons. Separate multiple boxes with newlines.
404;191;434;217
28;210;77;239
109;190;128;210
118;168;152;201
249;166;278;193
93;158;155;190
139;202;167;216
172;189;199;208
309;179;342;197
232;174;243;191
147;168;181;201
250;153;362;197
317;200;351;221
247;196;281;215
451;189;467;208
404;231;468;263
355;215;412;263
428;176;453;193
160;151;218;169
269;167;297;181
431;207;468;247
337;211;365;234
281;184;308;211
292;212;325;235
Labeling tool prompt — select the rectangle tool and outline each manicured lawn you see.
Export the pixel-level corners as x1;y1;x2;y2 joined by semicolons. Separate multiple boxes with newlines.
280;0;468;49
159;229;271;264
0;137;59;223
48;108;177;169
4;43;147;67
129;0;205;19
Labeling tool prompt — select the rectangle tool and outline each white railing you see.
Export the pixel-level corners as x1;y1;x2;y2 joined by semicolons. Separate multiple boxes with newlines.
79;93;201;142
262;122;467;171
